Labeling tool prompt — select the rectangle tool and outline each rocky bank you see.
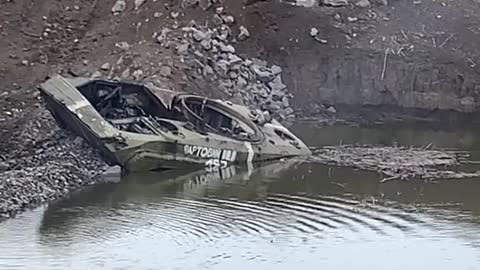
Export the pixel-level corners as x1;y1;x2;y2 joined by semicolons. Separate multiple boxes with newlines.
0;109;110;220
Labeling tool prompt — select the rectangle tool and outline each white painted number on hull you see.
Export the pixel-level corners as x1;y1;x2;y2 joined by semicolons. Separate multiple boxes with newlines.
183;145;237;168
205;159;228;168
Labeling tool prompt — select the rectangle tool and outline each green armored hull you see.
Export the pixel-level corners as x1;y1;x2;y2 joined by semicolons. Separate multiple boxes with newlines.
39;75;311;172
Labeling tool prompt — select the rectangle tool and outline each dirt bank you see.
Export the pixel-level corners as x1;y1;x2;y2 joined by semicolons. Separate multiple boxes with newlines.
1;0;480;218
232;0;480;117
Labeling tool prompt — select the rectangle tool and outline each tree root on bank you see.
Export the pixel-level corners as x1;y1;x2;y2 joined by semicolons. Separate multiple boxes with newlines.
308;145;480;182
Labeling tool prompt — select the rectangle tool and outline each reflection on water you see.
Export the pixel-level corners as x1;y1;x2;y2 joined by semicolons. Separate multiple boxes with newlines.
2;123;480;270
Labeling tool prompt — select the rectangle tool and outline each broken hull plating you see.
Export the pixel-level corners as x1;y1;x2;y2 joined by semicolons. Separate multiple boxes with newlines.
39;75;311;172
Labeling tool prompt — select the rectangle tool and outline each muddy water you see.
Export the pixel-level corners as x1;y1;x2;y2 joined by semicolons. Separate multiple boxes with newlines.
2;122;480;270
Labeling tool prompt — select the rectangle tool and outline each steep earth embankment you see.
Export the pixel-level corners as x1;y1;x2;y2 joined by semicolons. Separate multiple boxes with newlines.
233;0;480;121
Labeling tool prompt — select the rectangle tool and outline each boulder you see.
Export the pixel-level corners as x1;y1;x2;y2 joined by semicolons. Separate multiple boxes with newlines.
326;106;337;114
356;0;371;8
251;65;282;83
200;39;212;50
176;43;190;55
238;25;250;41
112;0;126;14
214;59;230;78
212;14;224;26
268;76;287;93
192;28;207;41
322;0;349;6
159;66;172;77
100;62;111;70
134;0;146;10
182;0;198;8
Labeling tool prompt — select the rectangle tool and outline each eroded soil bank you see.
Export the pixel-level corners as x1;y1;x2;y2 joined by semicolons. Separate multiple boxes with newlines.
1;0;480;219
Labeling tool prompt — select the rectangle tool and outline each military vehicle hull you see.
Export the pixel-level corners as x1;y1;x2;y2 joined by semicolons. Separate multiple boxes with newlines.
39;75;311;172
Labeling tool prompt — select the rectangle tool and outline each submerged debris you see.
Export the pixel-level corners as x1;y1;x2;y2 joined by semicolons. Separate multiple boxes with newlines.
309;145;480;182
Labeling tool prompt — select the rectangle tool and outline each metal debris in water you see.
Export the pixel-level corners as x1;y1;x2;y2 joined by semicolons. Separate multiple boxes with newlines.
309;145;480;182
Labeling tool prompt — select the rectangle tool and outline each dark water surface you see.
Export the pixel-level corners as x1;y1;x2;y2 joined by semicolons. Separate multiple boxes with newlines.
2;122;480;270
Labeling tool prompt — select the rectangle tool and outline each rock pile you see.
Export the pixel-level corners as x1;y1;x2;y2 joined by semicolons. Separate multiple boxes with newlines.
163;16;295;120
0;109;109;220
96;4;295;121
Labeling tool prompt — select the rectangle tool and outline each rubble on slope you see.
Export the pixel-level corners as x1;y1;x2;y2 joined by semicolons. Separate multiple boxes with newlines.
92;8;296;121
0;109;109;220
162;16;296;121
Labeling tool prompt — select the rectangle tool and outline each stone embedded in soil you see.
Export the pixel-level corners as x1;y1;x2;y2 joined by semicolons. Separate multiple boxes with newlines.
176;43;190;55
217;25;231;40
212;14;224;26
134;0;146;10
238;25;250;41
203;65;215;77
326;106;337;114
322;0;349;6
214;60;230;78
121;68;131;79
112;0;127;14
159;66;172;77
356;0;371;8
156;28;172;44
101;62;111;70
220;15;235;25
268;76;287;92
284;107;295;116
92;71;102;78
0;162;9;171
115;41;130;51
200;39;212;50
132;69;144;80
216;7;224;14
347;17;358;22
199;0;213;10
192;28;207;41
182;0;199;8
170;11;180;19
228;54;243;65
252;64;282;83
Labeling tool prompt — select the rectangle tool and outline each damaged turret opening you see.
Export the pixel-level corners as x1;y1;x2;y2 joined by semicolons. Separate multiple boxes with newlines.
175;95;262;142
80;80;262;141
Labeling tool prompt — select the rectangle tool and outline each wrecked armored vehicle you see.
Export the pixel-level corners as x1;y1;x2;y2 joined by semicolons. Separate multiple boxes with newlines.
39;75;311;172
